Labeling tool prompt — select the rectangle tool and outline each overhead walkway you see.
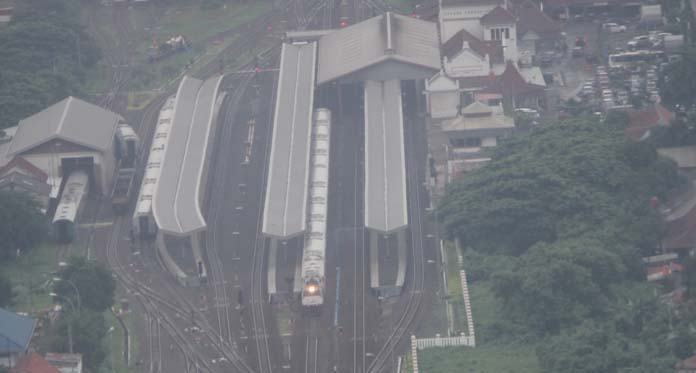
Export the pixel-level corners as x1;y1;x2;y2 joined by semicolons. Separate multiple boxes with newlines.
262;42;318;239
153;75;223;237
364;79;408;233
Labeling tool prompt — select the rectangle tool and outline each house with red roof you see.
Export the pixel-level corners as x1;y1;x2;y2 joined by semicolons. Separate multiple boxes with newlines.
474;61;547;109
0;7;12;24
10;352;60;373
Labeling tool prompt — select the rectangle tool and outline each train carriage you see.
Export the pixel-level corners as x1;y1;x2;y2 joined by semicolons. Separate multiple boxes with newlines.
301;108;331;312
52;170;89;243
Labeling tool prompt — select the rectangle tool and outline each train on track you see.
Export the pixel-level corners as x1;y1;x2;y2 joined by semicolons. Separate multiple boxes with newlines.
132;96;176;237
301;108;331;312
52;170;89;243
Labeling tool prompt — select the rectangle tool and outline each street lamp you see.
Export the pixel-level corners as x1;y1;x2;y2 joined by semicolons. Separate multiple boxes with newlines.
49;292;76;354
53;277;81;312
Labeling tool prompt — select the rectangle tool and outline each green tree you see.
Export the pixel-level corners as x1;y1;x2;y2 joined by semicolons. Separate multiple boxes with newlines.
0;191;48;260
0;272;12;307
437;119;679;256
54;256;116;312
660;48;696;108
51;310;107;371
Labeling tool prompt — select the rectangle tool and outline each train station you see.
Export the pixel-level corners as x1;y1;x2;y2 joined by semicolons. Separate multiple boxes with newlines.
133;75;225;286
264;11;442;303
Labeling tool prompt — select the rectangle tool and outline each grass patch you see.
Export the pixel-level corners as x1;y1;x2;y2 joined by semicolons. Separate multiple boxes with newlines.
127;91;160;111
0;244;61;314
417;344;540;373
417;280;540;372
149;3;269;45
103;311;131;373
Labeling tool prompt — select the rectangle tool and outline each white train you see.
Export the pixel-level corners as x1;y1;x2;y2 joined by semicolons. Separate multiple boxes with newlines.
132;96;176;237
53;170;89;243
301;108;331;311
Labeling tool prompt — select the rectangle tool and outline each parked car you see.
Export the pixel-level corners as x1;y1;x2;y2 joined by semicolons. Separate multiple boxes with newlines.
603;22;627;32
514;108;540;118
572;46;584;57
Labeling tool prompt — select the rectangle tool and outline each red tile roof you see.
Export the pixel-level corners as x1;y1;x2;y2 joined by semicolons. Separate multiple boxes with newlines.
663;201;696;250
515;0;562;38
442;28;504;63
0;157;48;182
11;352;61;373
625;103;674;140
477;61;546;96
481;6;516;24
676;354;696;369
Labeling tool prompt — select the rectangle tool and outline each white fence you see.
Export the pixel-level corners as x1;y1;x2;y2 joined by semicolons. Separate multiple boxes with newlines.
415;334;475;349
408;241;476;373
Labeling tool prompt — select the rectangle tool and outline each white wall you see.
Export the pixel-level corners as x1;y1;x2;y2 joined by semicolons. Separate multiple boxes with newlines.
440;4;498;41
481;136;497;147
446;50;490;78
482;24;517;62
429;91;460;119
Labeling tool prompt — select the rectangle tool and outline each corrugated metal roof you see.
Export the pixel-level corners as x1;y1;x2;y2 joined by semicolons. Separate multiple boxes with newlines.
9;97;122;155
263;42;317;238
364;80;408;233
316;12;440;85
152;75;223;236
0;307;36;353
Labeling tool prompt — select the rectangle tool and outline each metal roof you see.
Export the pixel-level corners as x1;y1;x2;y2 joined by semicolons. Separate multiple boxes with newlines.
152;75;223;236
262;42;317;239
316;12;440;85
364;80;408;233
9;96;122;155
0;307;36;353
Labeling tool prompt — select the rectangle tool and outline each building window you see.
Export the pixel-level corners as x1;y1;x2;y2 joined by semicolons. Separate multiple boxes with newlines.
451;138;482;148
490;28;510;41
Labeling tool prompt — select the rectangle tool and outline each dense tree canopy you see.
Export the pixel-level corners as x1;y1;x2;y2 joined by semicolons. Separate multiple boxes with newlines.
0;191;48;260
0;0;101;128
51;310;107;371
660;48;696;108
0;272;12;308
54;256;116;313
437;119;687;371
438;119;679;256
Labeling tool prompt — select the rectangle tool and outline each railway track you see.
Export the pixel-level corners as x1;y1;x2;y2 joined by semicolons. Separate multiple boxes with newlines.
366;88;427;372
205;72;254;348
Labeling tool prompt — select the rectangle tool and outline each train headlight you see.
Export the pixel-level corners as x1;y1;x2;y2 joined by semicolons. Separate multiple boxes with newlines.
307;285;317;294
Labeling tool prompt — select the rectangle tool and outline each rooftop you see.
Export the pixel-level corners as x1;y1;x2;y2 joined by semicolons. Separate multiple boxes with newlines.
515;0;563;37
443;102;514;132
8;97;122;156
316;12;440;85
480;6;516;25
0;307;36;354
364;80;408;233
625;103;674;141
442;28;504;63
262;42;317;238
152;75;223;236
478;61;547;96
10;352;60;373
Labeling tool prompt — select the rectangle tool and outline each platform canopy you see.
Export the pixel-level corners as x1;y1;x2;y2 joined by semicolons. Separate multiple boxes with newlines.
262;42;318;239
364;80;408;233
153;75;223;236
316;12;440;85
